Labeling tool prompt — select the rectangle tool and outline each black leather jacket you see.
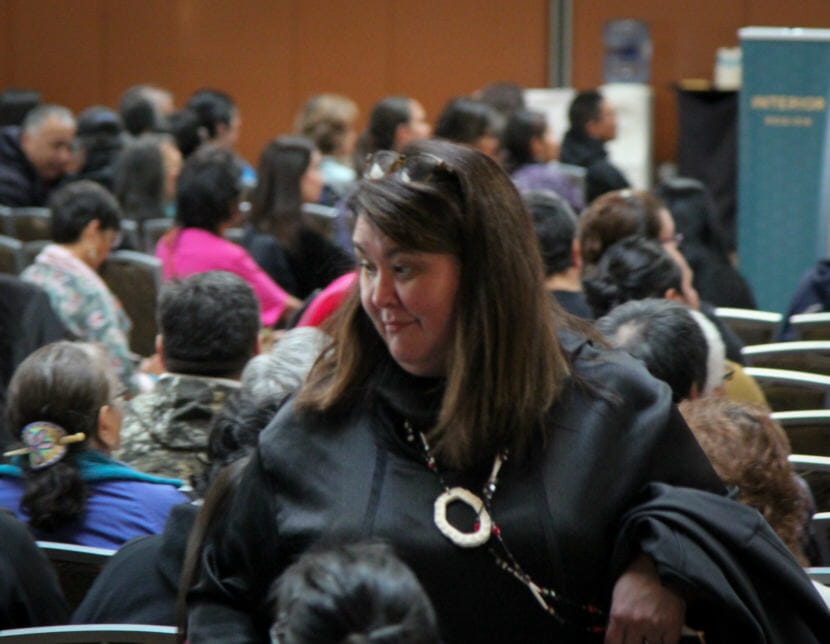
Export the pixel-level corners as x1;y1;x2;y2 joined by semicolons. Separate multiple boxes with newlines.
560;129;630;204
188;334;724;643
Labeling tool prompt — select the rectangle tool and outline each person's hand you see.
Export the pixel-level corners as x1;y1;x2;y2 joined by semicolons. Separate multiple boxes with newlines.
605;553;686;644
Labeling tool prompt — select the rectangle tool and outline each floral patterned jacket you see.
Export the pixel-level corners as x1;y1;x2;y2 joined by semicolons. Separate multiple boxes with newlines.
21;244;135;392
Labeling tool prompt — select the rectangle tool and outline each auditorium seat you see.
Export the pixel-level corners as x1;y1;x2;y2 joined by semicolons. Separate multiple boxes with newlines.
141;218;174;254
0;623;177;643
743;341;830;376
772;410;830;457
0;234;24;274
743;367;830;412
790;312;830;341
789;454;830;513
35;541;115;612
99;250;163;357
9;207;51;241
714;307;782;346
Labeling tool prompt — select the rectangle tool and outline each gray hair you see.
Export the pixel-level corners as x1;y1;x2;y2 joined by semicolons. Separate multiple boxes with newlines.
241;327;330;407
22;104;75;133
689;309;726;396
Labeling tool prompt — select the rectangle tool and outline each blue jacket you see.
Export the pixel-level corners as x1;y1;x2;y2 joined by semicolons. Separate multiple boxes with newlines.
0;450;188;549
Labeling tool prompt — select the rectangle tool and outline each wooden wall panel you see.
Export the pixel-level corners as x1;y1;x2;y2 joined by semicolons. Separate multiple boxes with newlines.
3;0;106;107
392;0;548;122
0;0;550;165
101;1;186;107
0;2;11;88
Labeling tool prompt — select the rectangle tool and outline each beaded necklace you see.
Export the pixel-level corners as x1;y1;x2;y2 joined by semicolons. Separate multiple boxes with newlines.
404;420;607;635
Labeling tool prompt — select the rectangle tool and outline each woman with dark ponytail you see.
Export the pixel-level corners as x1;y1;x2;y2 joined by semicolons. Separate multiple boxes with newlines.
0;341;188;548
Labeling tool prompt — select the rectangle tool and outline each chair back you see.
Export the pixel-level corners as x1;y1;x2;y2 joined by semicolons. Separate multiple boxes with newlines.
141;218;174;254
0;205;12;235
99;250;162;357
21;239;49;268
743;367;830;412
120;219;141;251
0;234;24;274
35;541;115;612
810;513;830;568
10;207;51;241
742;341;830;376
714;307;782;346
772;410;830;457
790;312;830;341
789;455;830;513
807;566;830;585
224;226;244;245
0;624;177;643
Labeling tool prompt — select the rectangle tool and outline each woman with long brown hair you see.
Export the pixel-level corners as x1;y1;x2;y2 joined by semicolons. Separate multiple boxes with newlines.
187;140;827;643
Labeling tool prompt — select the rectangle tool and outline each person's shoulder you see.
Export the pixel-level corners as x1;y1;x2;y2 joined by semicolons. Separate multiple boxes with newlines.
560;328;669;408
257;396;363;472
0;507;33;544
0;127;24;163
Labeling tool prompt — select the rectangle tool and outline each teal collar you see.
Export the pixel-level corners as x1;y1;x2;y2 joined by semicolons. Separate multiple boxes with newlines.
0;449;182;487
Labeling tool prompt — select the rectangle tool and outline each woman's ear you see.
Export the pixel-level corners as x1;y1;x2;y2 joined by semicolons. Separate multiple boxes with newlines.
96;404;122;454
81;218;102;240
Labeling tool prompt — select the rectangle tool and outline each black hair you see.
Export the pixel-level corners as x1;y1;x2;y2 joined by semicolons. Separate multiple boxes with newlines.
119;85;167;136
523;189;578;276
157;271;259;377
113;134;167;224
49;180;121;243
596;298;707;402
6;342;116;532
655;176;730;261
167;108;203;158
582;235;682;318
434;97;498;145
501;109;547;173
191;389;278;496
366;97;412;154
75;106;127;191
568;90;603;136
249;135;314;252
475;81;526;117
270;542;440;644
187;89;235;139
0;87;41;127
175;146;241;233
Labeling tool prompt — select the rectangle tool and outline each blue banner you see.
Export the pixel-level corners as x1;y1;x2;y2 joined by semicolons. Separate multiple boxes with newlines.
738;27;830;314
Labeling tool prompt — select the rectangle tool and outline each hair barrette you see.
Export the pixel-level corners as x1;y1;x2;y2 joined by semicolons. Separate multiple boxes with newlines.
3;422;85;470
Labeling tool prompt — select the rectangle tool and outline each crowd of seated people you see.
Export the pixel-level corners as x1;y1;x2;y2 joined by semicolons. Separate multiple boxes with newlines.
4;81;830;641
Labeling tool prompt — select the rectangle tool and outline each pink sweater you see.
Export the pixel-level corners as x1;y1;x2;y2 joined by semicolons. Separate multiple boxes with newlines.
156;227;288;326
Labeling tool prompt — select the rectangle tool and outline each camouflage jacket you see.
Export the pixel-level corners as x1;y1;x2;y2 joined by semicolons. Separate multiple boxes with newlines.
116;373;240;487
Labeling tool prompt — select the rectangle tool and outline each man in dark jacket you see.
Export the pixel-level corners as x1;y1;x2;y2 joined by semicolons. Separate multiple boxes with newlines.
0;104;76;207
560;90;630;204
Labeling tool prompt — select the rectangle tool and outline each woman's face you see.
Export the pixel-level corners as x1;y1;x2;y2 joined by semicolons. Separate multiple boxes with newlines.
353;216;460;377
658;208;701;310
398;99;432;143
85;221;119;268
474;132;500;160
539;126;560;162
300;150;324;204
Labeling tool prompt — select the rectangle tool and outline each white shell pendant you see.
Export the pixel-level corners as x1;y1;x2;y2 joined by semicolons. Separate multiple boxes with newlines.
433;486;492;548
